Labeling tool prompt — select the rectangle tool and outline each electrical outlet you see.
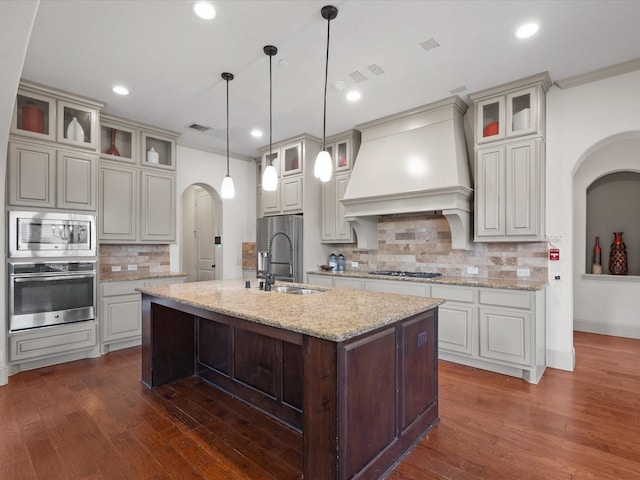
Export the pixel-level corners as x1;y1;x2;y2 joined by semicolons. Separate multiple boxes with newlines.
111;266;121;272
517;268;530;277
351;261;359;268
127;264;138;271
466;266;479;275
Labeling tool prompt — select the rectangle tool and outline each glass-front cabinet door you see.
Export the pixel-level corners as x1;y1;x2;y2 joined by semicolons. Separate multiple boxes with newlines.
12;89;57;141
57;100;99;150
334;138;351;172
476;97;505;144
141;131;176;170
506;87;537;138
281;142;302;176
100;119;137;164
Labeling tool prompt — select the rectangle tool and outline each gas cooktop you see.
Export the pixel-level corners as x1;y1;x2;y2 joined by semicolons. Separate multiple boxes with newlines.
369;270;443;279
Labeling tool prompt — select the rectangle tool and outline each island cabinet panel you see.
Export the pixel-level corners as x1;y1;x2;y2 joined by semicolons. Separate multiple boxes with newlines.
195;315;303;431
234;329;277;397
400;312;437;431
341;327;397;478
198;319;230;374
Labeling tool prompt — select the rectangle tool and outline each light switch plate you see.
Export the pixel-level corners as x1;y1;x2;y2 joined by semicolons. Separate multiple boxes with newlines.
466;266;479;275
351;261;359;268
127;264;138;271
111;266;121;272
517;268;530;277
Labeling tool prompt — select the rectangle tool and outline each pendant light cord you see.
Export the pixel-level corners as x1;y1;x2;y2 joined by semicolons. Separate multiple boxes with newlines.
226;76;230;175
322;13;331;151
269;51;273;161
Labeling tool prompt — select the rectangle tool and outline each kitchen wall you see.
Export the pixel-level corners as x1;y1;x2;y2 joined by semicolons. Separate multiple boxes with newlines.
546;67;640;371
332;214;548;282
172;145;256;280
0;2;40;385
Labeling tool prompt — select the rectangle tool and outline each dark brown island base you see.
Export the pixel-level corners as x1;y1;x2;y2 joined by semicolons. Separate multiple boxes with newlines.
138;279;443;479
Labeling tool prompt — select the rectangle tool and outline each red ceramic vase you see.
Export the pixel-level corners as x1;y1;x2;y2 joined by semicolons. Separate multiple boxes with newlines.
105;129;120;156
22;104;44;133
608;232;628;275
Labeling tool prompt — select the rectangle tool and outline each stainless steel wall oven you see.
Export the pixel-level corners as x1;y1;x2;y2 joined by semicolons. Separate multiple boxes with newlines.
9;261;96;332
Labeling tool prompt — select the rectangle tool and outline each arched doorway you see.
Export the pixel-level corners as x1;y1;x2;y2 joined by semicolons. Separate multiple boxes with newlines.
572;134;640;339
181;183;223;281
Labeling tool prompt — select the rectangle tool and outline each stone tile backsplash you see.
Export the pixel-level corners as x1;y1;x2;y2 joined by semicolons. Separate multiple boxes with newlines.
334;215;548;282
99;244;170;275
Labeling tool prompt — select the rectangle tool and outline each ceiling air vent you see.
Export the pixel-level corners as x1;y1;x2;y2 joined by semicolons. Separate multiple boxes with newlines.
188;123;212;132
349;71;368;83
420;38;440;52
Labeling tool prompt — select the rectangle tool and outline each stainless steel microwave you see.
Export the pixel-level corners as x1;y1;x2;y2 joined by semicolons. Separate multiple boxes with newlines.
8;211;96;258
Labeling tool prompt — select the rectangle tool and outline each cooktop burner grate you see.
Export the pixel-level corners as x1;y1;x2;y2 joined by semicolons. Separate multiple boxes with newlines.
369;270;442;278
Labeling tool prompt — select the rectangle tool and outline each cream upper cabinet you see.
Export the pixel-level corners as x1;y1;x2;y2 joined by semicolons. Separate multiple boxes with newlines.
98;115;178;243
99;162;137;241
8;141;97;212
470;72;550;242
7;81;104;212
56;149;97;211
320;130;361;243
259;134;321;217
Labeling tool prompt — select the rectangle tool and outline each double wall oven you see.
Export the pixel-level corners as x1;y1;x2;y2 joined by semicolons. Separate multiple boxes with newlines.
7;211;97;332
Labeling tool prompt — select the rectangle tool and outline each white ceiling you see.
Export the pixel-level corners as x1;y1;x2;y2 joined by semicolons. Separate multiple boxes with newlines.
20;0;640;159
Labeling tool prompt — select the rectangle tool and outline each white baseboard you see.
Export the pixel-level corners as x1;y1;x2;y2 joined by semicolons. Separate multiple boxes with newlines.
0;364;8;386
574;319;640;339
546;347;575;372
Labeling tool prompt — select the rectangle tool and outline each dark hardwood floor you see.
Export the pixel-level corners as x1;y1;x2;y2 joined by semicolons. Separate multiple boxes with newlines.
1;331;639;479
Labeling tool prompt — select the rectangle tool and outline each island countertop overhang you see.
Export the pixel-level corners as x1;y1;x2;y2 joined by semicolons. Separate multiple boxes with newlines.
137;278;443;342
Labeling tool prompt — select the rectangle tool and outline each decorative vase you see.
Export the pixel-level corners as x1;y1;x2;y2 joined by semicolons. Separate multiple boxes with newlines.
66;116;85;142
592;236;602;274
22;103;44;133
147;147;159;164
105;128;120;156
608;232;628;275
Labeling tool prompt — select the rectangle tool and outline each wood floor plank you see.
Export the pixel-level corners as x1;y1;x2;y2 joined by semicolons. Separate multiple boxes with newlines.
1;331;640;479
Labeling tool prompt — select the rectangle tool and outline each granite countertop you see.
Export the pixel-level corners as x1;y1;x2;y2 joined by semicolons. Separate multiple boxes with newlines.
100;271;188;283
137;278;443;342
307;270;547;291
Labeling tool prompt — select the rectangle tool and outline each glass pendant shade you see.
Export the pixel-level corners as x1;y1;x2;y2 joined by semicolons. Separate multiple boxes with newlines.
221;174;235;199
314;150;333;182
262;164;278;191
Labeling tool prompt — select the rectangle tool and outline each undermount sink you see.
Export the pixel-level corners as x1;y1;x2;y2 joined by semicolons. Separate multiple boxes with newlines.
272;285;324;295
272;285;301;293
285;288;323;295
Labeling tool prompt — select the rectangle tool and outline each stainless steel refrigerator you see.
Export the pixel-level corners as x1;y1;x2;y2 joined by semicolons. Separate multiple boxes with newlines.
256;215;303;283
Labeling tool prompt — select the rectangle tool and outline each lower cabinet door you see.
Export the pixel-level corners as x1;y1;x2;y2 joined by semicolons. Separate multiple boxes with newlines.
102;294;142;342
438;303;475;356
479;307;531;366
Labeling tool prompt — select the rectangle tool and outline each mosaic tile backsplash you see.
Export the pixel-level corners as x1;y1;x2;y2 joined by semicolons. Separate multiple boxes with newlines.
331;215;548;282
99;244;170;275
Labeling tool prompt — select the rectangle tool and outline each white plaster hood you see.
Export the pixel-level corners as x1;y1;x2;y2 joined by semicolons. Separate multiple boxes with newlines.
342;96;473;250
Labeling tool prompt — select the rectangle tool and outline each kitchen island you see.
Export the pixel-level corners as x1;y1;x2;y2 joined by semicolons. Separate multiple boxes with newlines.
138;279;443;480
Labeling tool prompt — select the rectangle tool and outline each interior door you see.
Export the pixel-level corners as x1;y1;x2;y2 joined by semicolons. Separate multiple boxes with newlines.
195;188;216;281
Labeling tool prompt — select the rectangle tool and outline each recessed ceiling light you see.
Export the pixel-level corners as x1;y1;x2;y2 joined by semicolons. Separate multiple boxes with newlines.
346;90;361;102
112;85;130;96
192;1;216;20
251;129;263;138
515;22;539;39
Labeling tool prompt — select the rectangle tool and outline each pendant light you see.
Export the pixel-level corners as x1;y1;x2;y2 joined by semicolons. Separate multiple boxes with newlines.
262;45;279;192
314;5;338;183
220;72;235;199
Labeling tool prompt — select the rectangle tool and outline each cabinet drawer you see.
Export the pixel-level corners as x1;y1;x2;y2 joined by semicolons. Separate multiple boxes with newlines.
102;280;145;297
10;321;97;362
364;279;429;297
479;289;532;309
307;274;334;287
431;285;475;303
334;277;363;290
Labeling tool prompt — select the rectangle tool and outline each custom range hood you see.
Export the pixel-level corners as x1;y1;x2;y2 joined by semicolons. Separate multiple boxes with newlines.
342;96;473;250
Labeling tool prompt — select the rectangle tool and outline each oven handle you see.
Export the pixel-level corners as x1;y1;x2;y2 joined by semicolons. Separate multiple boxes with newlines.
13;274;96;283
